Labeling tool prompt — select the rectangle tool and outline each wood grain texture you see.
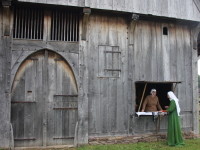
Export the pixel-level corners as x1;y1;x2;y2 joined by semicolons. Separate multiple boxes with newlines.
1;2;198;147
0;6;12;148
17;0;200;21
11;51;78;147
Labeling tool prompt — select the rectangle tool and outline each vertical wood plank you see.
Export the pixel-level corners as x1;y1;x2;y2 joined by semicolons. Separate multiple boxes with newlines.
183;26;192;112
100;78;108;133
24;60;35;147
169;23;177;81
42;50;48;146
191;27;199;134
99;14;109;45
151;21;157;81
143;21;152;81
98;45;106;77
0;5;12;148
88;14;96;133
155;21;163;81
88;14;101;133
55;59;63;145
46;53;56;146
162;23;170;81
175;24;186;111
35;52;44;146
133;21;142;81
78;33;89;144
108;78;117;132
117;16;128;133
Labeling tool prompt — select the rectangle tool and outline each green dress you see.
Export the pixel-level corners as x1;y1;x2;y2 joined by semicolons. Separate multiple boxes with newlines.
166;100;184;146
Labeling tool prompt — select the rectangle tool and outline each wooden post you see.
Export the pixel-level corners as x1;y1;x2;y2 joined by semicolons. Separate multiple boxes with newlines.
138;83;147;112
173;83;177;92
43;50;48;147
0;3;12;148
128;14;139;45
82;7;91;40
156;115;161;134
191;25;199;135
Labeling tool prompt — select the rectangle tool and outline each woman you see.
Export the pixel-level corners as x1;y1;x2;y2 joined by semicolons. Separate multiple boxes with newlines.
141;89;162;112
165;91;184;146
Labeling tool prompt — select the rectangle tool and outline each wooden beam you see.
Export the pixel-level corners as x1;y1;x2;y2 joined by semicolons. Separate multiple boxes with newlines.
82;8;91;40
138;83;147;111
128;14;139;45
173;83;177;92
3;6;10;36
0;4;12;148
192;23;200;50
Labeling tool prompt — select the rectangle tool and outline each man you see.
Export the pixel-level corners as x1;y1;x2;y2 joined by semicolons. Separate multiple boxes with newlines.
141;89;162;112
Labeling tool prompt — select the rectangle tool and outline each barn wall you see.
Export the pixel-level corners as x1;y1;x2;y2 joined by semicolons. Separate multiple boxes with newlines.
0;2;199;148
17;0;200;22
85;12;196;137
9;7;80;147
131;20;194;134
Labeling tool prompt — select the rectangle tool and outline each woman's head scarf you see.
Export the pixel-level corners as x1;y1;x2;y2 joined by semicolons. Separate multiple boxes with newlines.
167;91;180;116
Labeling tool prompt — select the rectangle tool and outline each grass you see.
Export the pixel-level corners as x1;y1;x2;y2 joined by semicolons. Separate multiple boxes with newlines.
76;139;200;150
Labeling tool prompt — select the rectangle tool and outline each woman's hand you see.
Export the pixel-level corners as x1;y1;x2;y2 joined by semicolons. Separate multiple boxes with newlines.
165;106;169;109
141;109;144;112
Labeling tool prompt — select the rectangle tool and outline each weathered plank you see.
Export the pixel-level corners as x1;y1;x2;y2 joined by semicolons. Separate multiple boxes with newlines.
77;25;89;144
100;78;109;133
183;25;192;112
0;6;12;148
117;16;128;133
46;53;56;146
12;40;79;53
169;23;177;81
175;24;186;111
191;26;199;134
162;23;170;81
17;0;200;21
143;20;152;81
155;21;163;81
150;21;157;81
88;14;101;134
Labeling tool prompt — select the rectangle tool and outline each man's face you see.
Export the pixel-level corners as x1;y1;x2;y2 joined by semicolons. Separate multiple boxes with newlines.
152;91;156;96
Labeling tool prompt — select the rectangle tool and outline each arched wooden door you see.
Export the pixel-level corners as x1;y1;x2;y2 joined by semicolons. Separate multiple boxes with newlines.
11;50;78;147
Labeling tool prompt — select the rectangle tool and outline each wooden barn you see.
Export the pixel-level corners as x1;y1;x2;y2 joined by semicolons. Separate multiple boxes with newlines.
0;0;200;149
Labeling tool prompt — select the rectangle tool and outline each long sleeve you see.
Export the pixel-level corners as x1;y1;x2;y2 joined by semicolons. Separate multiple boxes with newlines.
167;100;176;113
156;99;162;111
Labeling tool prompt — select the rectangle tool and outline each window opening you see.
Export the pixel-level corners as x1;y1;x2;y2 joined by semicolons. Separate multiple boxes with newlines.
50;9;79;42
135;82;173;112
13;6;44;39
163;27;168;35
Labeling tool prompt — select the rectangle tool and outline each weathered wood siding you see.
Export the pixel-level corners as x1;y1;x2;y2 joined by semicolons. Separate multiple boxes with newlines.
11;50;78;147
84;12;195;136
0;6;13;148
18;0;200;22
0;2;199;148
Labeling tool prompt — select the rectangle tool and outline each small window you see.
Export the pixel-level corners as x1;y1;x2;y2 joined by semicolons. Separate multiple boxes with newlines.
50;9;79;42
13;6;44;39
135;82;175;112
163;27;168;35
98;46;121;77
